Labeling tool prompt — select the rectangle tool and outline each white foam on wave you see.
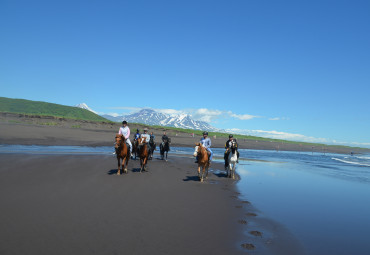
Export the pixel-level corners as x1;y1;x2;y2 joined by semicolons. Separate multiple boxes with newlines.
332;157;370;167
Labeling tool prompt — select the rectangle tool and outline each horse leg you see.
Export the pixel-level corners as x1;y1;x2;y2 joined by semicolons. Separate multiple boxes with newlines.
117;158;121;175
165;151;168;161
144;157;148;171
124;156;128;173
200;166;206;182
200;167;203;182
232;163;235;179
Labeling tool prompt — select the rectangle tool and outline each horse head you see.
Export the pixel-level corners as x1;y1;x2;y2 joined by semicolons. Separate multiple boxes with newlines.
115;134;125;150
138;137;146;146
226;140;237;154
193;143;201;157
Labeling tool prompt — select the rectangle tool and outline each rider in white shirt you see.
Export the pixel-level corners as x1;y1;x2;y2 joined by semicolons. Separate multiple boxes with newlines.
140;128;151;152
118;120;132;155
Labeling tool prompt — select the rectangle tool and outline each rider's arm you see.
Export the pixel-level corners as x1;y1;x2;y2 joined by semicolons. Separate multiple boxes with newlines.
125;128;130;139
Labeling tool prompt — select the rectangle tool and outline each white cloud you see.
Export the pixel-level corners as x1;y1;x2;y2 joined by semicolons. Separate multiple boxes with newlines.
269;117;290;121
106;112;120;117
229;112;259;120
227;128;329;144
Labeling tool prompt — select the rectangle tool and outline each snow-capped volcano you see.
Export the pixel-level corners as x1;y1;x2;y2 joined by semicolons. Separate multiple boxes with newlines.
75;103;97;114
103;108;219;131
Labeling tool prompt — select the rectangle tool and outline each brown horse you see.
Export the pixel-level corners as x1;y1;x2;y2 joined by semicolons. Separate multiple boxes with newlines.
137;137;149;172
115;134;130;175
193;143;210;182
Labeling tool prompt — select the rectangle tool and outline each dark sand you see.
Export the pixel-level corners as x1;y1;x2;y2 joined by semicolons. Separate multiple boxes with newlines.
0;114;309;254
0;153;305;255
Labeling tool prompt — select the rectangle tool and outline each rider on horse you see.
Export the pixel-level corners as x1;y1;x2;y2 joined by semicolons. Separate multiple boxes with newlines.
118;121;132;155
161;131;169;146
134;129;140;141
195;131;213;163
140;128;151;153
224;134;239;169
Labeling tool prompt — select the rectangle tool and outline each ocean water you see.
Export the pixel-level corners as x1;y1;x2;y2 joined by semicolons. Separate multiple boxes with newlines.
1;145;370;254
234;149;370;255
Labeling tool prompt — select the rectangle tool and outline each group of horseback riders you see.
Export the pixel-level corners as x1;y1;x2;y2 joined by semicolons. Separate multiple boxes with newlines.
195;131;239;169
117;121;170;159
117;120;239;165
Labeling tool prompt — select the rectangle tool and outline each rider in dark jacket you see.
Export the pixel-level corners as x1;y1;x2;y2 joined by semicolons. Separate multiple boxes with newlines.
162;131;169;142
224;134;239;168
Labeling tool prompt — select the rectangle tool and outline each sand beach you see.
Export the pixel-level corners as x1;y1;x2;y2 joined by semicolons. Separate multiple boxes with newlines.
0;114;307;254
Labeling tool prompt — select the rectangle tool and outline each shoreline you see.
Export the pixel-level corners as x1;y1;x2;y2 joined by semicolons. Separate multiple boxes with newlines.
1;113;368;155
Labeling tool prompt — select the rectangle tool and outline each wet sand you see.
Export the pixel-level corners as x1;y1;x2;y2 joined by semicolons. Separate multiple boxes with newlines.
0;153;305;255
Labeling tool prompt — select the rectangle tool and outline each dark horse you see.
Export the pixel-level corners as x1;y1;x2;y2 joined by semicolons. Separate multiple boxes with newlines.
131;139;138;160
137;137;149;172
115;134;130;175
149;137;156;160
160;138;170;161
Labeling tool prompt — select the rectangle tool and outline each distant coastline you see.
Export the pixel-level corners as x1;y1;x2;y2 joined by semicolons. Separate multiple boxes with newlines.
1;112;368;155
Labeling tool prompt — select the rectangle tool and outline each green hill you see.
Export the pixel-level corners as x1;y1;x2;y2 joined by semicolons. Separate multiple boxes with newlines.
0;97;109;122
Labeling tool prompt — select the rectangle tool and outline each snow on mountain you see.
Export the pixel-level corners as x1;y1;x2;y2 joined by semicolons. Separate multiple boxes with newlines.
75;103;97;114
102;108;220;131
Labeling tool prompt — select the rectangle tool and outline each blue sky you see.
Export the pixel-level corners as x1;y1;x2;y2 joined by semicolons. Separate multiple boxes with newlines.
1;0;369;148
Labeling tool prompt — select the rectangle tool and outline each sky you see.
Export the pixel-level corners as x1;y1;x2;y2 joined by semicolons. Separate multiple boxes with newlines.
1;0;369;148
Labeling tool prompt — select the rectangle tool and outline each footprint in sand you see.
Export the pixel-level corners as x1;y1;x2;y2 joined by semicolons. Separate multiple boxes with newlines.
241;243;255;250
238;219;247;225
245;212;258;217
249;230;263;237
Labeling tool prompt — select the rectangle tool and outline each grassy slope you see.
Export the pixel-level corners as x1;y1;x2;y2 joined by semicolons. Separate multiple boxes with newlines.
0;97;110;122
0;97;365;151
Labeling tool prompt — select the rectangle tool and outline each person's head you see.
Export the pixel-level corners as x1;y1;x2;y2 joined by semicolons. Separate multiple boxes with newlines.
151;132;153;135
229;134;233;140
122;120;127;126
163;131;166;135
144;128;148;133
203;131;208;138
136;129;139;133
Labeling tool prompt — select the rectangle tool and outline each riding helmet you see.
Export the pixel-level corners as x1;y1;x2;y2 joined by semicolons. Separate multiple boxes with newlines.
229;134;233;138
122;120;127;125
203;131;208;136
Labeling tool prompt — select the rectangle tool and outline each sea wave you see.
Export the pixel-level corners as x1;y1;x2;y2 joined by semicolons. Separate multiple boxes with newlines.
332;157;370;167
